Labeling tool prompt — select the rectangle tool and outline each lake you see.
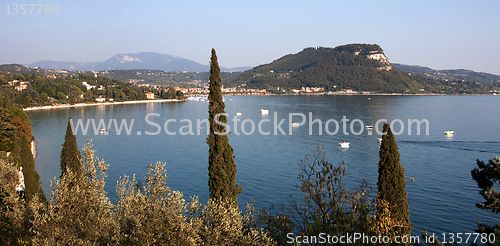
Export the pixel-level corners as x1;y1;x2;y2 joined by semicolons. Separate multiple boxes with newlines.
27;95;500;237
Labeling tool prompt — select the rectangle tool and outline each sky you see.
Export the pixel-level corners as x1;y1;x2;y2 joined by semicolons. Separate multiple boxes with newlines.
1;0;499;74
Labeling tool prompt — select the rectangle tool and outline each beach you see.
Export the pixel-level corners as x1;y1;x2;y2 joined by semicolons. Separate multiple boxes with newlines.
23;99;186;111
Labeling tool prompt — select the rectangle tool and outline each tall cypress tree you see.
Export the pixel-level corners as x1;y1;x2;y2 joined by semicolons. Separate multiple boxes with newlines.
60;118;82;179
207;48;242;204
377;123;411;239
3;94;11;109
20;134;45;202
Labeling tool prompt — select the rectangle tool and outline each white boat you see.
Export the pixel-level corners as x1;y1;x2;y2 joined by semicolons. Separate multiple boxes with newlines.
365;125;373;130
99;128;110;133
187;96;200;101
187;96;208;102
339;141;350;148
292;122;300;127
260;109;269;115
236;112;242;116
444;130;455;135
377;138;383;143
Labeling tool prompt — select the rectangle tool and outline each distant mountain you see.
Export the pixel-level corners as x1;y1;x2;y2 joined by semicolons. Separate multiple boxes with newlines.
25;52;250;72
392;63;500;84
226;44;444;93
27;60;100;71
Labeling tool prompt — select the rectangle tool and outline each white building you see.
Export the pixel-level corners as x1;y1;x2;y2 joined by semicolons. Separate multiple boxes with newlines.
82;81;97;91
95;96;106;102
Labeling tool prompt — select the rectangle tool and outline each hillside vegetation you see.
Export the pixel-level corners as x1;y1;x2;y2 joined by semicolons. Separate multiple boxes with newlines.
226;44;499;94
102;69;240;86
0;65;184;108
393;63;500;84
0;64;240;88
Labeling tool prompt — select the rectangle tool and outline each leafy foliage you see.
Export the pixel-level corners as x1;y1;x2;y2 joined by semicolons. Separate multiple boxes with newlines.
0;107;33;152
293;149;374;235
471;156;500;244
259;147;377;244
0;68;181;108
9;107;33;141
0;160;25;244
25;141;272;245
197;197;275;245
30;140;119;245
0;102;45;204
116;161;274;245
116;162;199;245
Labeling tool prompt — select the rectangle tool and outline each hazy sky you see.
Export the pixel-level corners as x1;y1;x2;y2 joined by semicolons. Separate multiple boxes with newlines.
1;0;499;74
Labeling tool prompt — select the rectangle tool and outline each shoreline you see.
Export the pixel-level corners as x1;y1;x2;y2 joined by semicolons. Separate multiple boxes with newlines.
217;92;435;96
23;99;186;111
192;92;494;96
24;93;495;111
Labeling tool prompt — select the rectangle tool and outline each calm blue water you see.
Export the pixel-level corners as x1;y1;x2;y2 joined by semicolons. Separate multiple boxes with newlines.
27;95;500;237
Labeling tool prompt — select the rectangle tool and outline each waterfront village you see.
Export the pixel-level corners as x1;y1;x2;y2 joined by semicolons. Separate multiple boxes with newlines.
7;77;383;104
6;66;429;109
6;68;331;104
138;83;326;96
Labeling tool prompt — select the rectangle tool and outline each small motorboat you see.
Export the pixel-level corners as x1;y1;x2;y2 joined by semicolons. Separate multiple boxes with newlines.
292;122;300;127
365;125;373;130
236;112;242;116
260;109;269;115
377;138;383;143
444;130;455;136
99;128;110;134
339;141;350;148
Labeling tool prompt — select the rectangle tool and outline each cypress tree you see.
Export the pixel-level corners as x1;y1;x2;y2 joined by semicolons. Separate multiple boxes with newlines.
3;94;11;109
20;135;45;202
376;123;411;239
60;118;82;179
207;48;242;204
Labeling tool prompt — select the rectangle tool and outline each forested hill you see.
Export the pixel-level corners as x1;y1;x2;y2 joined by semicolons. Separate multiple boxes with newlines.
225;44;497;94
0;64;184;109
392;63;500;84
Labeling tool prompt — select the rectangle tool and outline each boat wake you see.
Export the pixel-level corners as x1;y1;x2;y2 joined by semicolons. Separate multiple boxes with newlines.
398;140;500;155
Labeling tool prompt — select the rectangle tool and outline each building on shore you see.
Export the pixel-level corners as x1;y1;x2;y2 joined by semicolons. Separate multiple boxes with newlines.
145;92;155;99
95;96;106;102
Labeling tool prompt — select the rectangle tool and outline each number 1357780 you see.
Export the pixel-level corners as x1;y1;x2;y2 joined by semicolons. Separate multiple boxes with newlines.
429;233;496;244
6;4;59;14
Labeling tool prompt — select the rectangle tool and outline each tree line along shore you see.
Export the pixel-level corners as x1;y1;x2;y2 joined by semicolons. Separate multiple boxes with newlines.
22;98;186;111
0;68;186;111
